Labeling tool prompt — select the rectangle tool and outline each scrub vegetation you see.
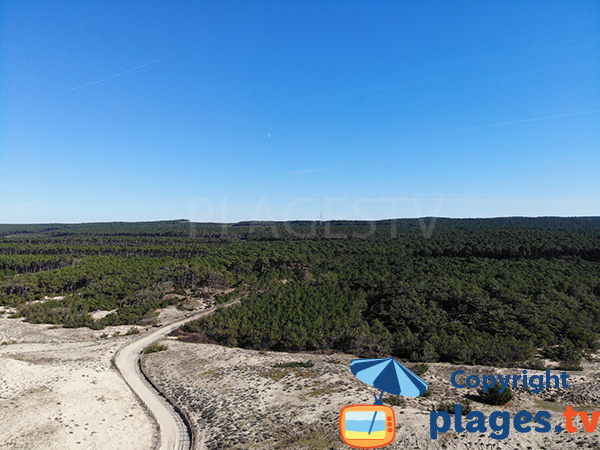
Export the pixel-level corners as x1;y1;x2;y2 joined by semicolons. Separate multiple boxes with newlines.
143;343;168;354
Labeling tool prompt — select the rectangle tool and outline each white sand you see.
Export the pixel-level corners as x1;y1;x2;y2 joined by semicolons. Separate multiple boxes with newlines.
0;316;158;450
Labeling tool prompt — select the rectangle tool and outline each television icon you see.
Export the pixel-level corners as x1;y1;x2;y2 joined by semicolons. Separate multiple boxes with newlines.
339;404;395;449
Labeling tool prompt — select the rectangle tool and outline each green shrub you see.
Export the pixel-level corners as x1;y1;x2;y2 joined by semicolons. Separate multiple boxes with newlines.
544;343;584;371
478;383;513;405
435;400;472;415
522;359;546;370
274;360;314;368
214;291;237;304
125;327;140;335
410;363;429;376
383;396;406;407
143;343;168;354
558;359;583;371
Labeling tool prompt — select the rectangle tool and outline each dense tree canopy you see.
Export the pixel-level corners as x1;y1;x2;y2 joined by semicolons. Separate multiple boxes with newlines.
1;217;599;366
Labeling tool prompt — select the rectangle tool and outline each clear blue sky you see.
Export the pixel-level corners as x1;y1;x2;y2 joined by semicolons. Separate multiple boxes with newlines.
1;1;598;223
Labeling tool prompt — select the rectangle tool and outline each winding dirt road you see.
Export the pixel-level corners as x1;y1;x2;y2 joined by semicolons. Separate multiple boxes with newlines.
114;309;211;450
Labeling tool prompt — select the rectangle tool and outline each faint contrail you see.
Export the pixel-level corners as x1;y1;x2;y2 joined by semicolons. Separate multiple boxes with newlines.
478;109;600;129
403;109;600;144
69;41;211;91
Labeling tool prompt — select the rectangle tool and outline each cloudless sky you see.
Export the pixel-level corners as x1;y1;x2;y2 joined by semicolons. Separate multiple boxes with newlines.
1;0;599;223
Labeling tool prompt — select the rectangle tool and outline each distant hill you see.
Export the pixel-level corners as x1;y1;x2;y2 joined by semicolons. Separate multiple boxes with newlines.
2;216;599;238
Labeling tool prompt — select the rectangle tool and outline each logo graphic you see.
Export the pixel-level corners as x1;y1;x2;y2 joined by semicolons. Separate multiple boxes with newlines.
340;358;428;449
339;405;395;449
430;369;600;440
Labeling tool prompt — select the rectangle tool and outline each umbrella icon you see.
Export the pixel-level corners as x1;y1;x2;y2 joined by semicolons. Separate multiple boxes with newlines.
350;358;428;435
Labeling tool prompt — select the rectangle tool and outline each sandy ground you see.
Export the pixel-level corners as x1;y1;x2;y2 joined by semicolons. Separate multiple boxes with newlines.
145;338;600;450
0;312;159;450
2;302;600;450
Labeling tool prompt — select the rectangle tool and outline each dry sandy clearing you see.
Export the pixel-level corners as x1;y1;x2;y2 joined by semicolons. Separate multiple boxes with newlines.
145;338;600;450
2;304;600;450
0;313;158;450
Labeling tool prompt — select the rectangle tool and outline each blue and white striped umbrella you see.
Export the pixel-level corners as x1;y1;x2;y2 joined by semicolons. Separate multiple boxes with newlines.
350;357;428;398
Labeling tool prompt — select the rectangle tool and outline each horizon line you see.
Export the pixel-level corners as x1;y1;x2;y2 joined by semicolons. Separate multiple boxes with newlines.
1;215;599;226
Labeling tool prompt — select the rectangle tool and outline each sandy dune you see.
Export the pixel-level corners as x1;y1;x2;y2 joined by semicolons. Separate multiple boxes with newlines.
0;315;158;450
145;339;600;450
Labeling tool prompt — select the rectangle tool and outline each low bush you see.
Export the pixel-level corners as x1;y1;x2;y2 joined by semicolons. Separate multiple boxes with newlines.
558;358;583;371
522;359;546;370
274;360;315;368
478;383;513;405
435;400;472;415
383;396;406;407
143;343;168;354
409;363;429;376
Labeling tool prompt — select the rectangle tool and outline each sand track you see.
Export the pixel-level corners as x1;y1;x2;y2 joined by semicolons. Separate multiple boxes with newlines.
114;301;239;450
113;314;201;450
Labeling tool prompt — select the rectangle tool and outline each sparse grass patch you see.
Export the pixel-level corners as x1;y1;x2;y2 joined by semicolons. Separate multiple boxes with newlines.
274;360;314;368
534;399;567;413
293;369;319;378
437;430;459;446
272;423;338;449
302;383;344;398
199;368;221;378
270;371;286;382
259;368;288;381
